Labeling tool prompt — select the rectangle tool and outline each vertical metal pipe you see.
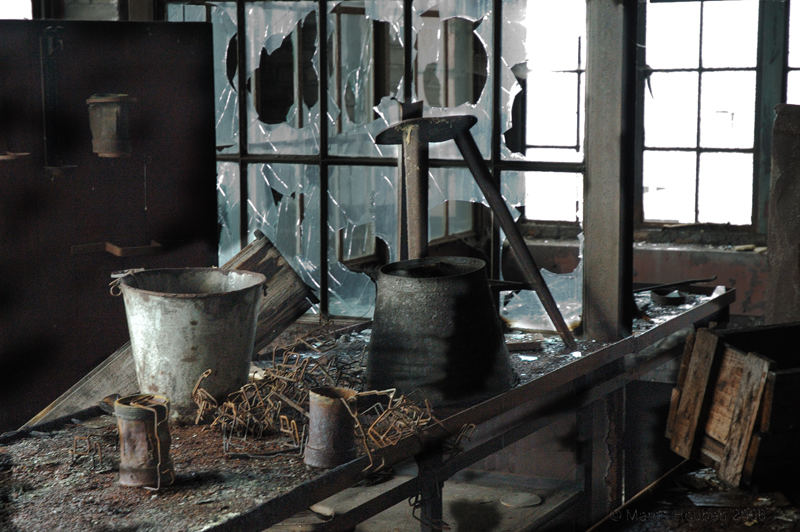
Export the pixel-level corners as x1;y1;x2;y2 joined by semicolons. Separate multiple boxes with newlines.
403;124;429;259
454;130;577;351
488;0;503;281
319;0;330;315
403;0;413;103
236;0;249;251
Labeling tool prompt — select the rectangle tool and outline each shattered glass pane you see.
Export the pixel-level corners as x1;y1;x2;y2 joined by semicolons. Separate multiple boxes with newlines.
246;2;321;154
501;234;583;333
413;0;493;159
328;166;399;317
428;167;492;261
429;167;484;218
501;0;585;163
328;1;403;157
247;163;322;313
217;162;241;265
521;171;582;223
211;3;239;154
166;4;206;22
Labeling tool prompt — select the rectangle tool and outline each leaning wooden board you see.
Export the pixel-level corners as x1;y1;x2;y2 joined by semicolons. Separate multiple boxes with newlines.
22;231;317;429
667;324;800;486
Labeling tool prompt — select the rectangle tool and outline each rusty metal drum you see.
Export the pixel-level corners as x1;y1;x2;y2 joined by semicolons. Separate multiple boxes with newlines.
366;256;513;408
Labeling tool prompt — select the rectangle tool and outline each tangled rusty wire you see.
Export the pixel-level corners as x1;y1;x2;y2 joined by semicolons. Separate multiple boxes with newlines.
191;324;368;452
342;389;444;471
190;323;470;470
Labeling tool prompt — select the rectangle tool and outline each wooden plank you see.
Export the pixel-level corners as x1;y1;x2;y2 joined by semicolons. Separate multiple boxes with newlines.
741;432;762;486
717;352;771;486
758;372;776;433
703;347;748;443
22;232;315;429
675;329;697;391
666;329;697;439
669;328;720;458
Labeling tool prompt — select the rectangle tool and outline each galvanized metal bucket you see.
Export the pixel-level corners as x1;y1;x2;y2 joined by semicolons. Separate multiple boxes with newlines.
366;256;513;407
304;386;358;469
114;393;174;489
117;267;266;422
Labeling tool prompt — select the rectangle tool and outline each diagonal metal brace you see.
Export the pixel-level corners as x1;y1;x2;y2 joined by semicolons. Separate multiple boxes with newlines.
376;115;578;351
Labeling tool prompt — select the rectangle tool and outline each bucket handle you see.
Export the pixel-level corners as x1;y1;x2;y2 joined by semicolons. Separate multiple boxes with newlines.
108;268;144;296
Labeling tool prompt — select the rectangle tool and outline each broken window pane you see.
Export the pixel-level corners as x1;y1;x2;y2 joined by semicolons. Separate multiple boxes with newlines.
167;4;205;22
698;152;752;225
327;0;403;157
247;163;321;312
217;162;240;265
644;72;699;148
212;3;239;154
525;73;581;148
642;151;696;224
328;165;399;317
429;167;485;219
701;0;758;69
522;171;582;223
415;1;493;160
645;1;700;69
500;233;583;333
699;71;755;149
246;2;320;154
501;0;585;163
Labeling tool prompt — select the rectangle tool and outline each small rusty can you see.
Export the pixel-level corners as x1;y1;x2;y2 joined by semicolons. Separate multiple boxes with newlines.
114;393;175;488
304;386;358;469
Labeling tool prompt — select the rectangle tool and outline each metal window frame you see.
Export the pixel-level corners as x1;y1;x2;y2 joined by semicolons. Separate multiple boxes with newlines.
166;0;584;318
635;0;789;233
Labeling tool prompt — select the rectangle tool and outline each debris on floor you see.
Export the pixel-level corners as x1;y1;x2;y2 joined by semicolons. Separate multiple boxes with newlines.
592;464;800;531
